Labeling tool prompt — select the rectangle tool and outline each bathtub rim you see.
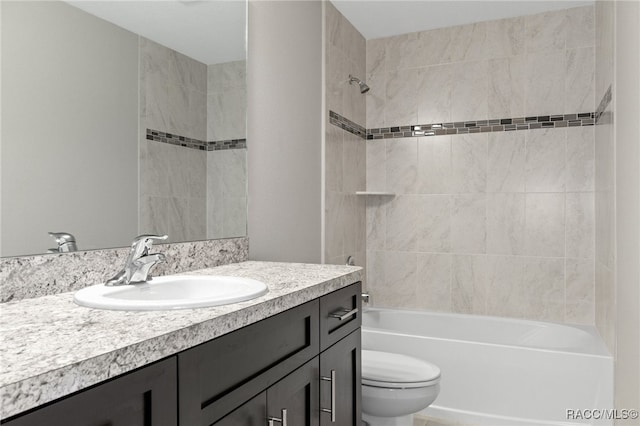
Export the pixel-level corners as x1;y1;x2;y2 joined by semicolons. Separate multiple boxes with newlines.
362;307;612;358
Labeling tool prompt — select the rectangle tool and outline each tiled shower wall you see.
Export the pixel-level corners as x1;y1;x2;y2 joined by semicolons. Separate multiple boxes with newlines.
364;6;597;324
324;2;367;268
139;38;247;242
594;1;615;352
207;61;248;240
139;37;208;242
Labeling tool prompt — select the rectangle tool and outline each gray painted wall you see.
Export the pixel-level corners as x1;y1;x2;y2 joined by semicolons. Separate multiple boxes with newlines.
247;0;323;263
1;1;138;256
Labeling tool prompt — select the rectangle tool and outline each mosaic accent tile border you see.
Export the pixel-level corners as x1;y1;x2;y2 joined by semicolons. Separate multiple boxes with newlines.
329;111;366;138
207;139;247;150
595;85;612;124
367;113;596;140
146;129;246;151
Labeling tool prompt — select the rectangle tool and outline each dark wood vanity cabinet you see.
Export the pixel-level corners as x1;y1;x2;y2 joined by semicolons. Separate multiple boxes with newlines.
2;358;177;426
2;282;362;426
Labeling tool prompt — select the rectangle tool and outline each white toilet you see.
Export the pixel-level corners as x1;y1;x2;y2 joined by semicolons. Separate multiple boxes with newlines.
361;350;441;426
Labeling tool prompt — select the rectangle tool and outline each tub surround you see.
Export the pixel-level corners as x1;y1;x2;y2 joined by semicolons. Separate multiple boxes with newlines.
0;237;248;303
0;261;362;419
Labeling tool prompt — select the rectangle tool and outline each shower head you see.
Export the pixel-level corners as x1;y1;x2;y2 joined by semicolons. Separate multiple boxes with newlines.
348;75;370;94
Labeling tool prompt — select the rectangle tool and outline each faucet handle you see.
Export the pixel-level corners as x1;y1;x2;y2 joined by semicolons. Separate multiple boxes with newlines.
130;234;168;257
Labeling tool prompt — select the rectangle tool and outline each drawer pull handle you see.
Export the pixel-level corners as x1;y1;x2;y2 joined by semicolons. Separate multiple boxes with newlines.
321;369;336;422
268;408;287;426
329;307;358;321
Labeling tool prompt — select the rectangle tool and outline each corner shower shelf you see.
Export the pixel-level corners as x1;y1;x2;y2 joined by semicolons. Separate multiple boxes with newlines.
355;191;395;196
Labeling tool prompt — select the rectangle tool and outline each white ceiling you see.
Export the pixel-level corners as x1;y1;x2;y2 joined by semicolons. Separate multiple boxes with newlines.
67;1;246;65
331;0;593;40
66;0;593;65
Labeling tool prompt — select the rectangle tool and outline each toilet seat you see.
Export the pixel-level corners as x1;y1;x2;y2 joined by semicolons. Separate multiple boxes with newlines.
362;350;441;389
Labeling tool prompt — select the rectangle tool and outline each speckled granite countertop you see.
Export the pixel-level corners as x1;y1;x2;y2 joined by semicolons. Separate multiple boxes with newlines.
0;261;362;420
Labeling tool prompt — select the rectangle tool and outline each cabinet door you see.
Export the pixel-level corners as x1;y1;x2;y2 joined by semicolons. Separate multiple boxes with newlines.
320;330;361;426
179;300;319;425
3;358;177;426
267;358;319;426
213;392;266;426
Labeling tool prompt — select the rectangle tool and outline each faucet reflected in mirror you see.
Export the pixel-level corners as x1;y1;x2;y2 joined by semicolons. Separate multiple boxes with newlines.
105;235;168;286
47;232;78;253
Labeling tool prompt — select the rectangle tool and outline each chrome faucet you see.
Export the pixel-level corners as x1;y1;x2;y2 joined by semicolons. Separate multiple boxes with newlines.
105;234;168;286
48;232;78;253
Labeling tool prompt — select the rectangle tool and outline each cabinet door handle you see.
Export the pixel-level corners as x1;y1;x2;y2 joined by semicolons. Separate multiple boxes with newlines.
321;369;336;422
329;307;358;321
268;408;287;426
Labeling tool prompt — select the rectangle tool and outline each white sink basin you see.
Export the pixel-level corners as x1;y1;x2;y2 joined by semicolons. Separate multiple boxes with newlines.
73;275;268;311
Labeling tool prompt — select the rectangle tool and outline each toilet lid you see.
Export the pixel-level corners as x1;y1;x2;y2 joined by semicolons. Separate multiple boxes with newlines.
362;350;441;389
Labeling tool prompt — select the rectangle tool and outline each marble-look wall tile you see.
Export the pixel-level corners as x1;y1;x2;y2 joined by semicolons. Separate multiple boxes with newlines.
487;131;525;192
415;27;451;67
417;195;451;253
366;38;386;76
566;47;595;114
566;126;595;192
447;22;488;63
325;4;366;267
385;32;421;71
485;16;524;58
366;197;388;251
325;191;344;260
452;255;487;314
595;261;615;353
366;138;386;191
381;251;419;309
524;193;565;257
486;193;525;255
488;55;525;119
522;257;564;321
365;250;385;295
525;9;567;53
365;72;385;129
207;87;247;141
326;44;345;115
208;60;246;92
524;50;566;116
418;136;451;194
363;6;595;326
485;255;524;318
386;196;418;252
385;69;419;125
565;258;595;325
0;238;249;302
343;134;366;192
416;253;452;311
325;123;343;192
343;195;366;256
451;133;488;193
525;128;565;192
566;192;595;259
222;196;247;238
386;138;418;193
450;195;486;254
566;5;595;49
451;60;488;122
417;64;453;124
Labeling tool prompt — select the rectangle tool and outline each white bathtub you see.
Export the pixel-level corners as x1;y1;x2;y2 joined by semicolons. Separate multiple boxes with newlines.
362;308;613;426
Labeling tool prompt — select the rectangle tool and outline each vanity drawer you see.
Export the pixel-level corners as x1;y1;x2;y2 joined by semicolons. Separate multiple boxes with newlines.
319;282;362;351
178;299;319;425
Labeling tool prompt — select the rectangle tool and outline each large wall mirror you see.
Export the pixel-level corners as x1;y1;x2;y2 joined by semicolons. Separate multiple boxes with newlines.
1;0;247;257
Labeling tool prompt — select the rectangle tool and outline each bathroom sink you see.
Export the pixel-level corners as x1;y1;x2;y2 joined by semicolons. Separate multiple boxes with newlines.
73;275;268;311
